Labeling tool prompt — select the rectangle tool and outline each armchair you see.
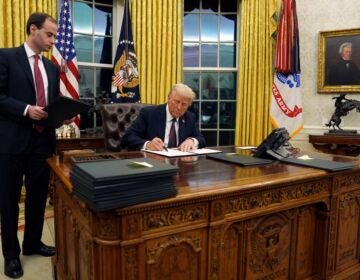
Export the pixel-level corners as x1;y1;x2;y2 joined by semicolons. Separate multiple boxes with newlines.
100;103;151;152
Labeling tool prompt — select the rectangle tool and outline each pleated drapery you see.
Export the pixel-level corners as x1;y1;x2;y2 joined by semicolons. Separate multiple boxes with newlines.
0;0;57;58
235;0;278;146
130;0;183;104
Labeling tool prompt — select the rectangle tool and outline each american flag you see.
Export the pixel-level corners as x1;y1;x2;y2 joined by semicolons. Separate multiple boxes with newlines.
51;0;80;129
112;71;125;87
270;0;303;138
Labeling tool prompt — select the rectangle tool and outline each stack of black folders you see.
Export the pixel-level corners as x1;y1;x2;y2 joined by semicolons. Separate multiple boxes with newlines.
70;157;178;211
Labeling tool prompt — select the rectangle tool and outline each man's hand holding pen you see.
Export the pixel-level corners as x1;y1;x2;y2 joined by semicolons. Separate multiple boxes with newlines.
146;137;166;151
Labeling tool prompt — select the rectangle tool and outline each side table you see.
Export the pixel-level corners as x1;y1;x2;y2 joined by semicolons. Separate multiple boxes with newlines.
308;134;360;156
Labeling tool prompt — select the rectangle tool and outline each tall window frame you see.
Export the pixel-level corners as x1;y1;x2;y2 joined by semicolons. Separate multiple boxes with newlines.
57;0;115;130
183;0;239;147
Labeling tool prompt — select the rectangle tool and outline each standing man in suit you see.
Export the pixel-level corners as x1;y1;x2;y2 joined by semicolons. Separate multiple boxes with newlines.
121;83;206;151
0;13;59;278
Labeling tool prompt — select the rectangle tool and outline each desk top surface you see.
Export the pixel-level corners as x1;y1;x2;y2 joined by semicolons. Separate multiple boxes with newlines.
47;148;360;210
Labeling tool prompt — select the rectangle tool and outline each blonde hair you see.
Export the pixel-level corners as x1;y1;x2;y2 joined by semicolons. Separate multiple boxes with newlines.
169;83;196;101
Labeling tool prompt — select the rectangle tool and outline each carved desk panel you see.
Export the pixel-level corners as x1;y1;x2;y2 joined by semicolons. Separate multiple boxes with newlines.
48;151;360;280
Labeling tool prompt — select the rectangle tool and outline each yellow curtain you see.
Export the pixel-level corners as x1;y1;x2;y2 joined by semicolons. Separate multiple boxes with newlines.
235;0;278;146
131;0;183;104
0;0;57;58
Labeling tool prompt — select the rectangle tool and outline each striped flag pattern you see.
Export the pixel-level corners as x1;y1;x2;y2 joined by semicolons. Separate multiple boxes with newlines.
51;0;80;129
112;72;125;87
270;0;303;138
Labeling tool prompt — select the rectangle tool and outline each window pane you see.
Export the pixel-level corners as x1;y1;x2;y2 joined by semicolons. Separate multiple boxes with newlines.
201;15;218;42
220;15;236;41
95;0;112;4
219;102;235;128
219;131;235;145
94;36;112;63
201;44;217;67
184;43;199;67
74;34;93;62
95;6;112;36
220;43;235;67
96;111;103;127
202;131;217;146
184;0;200;12
96;68;113;97
220;72;236;99
79;99;95;130
184;14;200;41
189;101;200;123
201;72;218;100
201;0;218;13
201;102;217;128
184;72;200;98
220;0;237;13
79;67;94;99
74;1;93;34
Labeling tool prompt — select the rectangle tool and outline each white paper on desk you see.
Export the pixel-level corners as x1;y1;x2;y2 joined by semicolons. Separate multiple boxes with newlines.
141;148;222;157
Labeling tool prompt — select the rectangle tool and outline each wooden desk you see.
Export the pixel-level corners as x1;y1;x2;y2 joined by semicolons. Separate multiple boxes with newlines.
48;152;360;280
309;134;360;156
49;135;105;203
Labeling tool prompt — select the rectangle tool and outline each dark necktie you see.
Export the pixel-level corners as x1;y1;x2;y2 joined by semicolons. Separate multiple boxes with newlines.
34;54;46;132
167;118;177;148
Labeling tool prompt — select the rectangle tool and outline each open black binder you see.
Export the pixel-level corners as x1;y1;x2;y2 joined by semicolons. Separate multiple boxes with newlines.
42;96;91;127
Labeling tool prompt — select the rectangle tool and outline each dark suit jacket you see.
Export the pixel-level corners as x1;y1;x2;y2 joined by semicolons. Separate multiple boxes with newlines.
0;45;60;154
121;104;206;150
328;59;360;85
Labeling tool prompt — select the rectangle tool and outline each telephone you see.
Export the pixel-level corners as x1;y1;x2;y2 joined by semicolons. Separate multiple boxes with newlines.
253;127;291;160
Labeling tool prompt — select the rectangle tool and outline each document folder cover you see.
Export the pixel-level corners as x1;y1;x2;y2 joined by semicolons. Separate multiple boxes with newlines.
279;157;356;172
71;157;178;184
207;153;273;166
42;96;91;127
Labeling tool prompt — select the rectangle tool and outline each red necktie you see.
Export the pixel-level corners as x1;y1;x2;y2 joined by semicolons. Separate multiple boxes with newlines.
34;54;46;132
167;118;177;148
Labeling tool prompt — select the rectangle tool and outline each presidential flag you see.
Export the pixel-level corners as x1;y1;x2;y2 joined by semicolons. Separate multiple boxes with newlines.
111;0;140;103
51;0;80;130
270;0;303;138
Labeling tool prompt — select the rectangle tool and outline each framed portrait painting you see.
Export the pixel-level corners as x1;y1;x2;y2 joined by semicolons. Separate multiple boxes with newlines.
318;28;360;93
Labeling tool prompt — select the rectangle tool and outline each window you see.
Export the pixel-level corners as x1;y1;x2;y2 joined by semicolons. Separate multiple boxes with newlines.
58;0;114;130
183;0;238;146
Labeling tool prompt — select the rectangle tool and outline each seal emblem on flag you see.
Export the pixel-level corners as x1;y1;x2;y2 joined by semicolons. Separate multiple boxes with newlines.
112;51;139;92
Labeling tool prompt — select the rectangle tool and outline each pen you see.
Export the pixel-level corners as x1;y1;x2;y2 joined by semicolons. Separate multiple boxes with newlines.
163;146;168;152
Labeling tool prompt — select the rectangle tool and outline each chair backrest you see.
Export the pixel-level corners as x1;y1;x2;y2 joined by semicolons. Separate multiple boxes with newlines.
100;103;152;152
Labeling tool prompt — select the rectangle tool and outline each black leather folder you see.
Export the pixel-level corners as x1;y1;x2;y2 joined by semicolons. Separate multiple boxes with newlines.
207;153;273;166
279;157;356;172
71;158;178;184
42;96;90;127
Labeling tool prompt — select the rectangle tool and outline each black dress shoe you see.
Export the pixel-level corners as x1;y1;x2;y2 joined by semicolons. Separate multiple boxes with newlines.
4;258;23;279
23;244;55;257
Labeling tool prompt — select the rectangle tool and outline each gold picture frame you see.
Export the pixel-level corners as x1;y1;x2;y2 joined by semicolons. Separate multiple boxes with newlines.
318;28;360;93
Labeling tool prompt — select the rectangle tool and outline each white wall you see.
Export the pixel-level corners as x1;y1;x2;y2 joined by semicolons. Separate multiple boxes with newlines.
292;0;360;149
